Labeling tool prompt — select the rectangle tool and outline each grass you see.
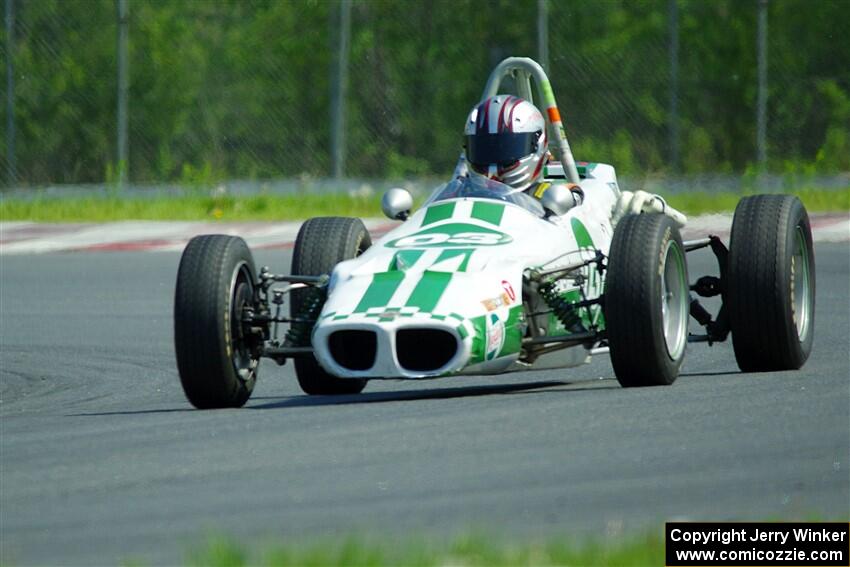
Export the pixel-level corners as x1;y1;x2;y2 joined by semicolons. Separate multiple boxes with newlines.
0;193;384;223
179;532;665;567
665;187;850;215
1;187;847;223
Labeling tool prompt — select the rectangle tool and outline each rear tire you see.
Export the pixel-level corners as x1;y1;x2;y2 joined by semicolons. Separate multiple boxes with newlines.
174;235;259;408
606;214;689;387
291;217;371;395
728;194;815;372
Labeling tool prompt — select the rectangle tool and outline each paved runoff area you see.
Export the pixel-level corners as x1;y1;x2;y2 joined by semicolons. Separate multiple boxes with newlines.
1;213;848;255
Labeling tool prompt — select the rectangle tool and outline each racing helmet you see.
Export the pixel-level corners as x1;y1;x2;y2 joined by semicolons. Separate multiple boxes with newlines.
464;95;548;191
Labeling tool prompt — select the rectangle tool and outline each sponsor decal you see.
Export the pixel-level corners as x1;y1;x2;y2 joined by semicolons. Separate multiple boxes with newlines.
387;223;512;249
467;305;523;365
501;280;516;301
481;292;512;312
486;313;505;360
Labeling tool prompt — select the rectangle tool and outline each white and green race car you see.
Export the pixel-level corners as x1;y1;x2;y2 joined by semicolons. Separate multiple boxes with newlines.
173;58;815;409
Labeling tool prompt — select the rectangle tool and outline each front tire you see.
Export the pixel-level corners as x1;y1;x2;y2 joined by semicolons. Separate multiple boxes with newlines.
606;214;689;387
174;235;259;408
291;217;371;395
727;194;815;372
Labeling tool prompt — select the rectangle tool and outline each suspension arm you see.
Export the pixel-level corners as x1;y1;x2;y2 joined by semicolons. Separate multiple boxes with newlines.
526;249;606;282
684;235;731;345
523;330;599;346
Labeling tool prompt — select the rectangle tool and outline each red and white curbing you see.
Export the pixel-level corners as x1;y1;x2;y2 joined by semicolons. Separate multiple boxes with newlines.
680;212;849;242
1;213;847;255
0;220;398;255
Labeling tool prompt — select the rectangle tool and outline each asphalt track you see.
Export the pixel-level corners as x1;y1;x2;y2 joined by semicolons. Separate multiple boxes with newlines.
1;244;848;565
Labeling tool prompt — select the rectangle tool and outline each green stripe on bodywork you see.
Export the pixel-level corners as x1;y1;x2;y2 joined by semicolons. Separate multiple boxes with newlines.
570;218;594;248
422;202;455;226
498;306;524;358
354;271;405;312
390;249;425;271
470;201;505;226
576;162;598;177
468;315;488;364
405;271;452;313
433;248;473;272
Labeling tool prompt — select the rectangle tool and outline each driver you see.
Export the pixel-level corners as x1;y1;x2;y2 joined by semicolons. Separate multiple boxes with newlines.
463;95;583;215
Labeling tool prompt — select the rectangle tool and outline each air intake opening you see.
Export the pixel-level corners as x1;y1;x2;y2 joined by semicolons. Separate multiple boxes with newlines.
328;330;377;371
396;328;457;372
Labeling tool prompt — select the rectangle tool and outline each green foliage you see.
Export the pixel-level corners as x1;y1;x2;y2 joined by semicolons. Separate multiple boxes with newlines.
179;161;226;189
3;0;849;186
683;127;719;174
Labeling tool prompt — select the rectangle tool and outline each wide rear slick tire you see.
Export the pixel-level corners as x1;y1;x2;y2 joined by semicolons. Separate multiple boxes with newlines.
728;195;815;372
291;217;371;395
606;214;689;387
174;235;259;409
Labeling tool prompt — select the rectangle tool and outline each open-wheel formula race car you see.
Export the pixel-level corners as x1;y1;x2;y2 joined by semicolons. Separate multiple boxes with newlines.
173;58;815;409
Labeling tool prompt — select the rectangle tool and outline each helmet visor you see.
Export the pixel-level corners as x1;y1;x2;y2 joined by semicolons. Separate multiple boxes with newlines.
465;132;538;168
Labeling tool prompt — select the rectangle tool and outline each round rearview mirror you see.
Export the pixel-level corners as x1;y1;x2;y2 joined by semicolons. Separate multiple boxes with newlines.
381;188;413;221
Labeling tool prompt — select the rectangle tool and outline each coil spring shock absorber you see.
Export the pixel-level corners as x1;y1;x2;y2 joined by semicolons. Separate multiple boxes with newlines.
284;290;325;347
538;280;583;331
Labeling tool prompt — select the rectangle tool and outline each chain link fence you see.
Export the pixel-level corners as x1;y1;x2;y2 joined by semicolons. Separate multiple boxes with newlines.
2;0;849;191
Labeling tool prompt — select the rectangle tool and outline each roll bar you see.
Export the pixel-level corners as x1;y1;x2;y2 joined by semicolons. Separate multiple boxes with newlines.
480;57;581;184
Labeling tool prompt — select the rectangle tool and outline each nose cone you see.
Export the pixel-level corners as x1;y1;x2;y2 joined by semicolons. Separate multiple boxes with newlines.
312;314;469;379
312;270;524;379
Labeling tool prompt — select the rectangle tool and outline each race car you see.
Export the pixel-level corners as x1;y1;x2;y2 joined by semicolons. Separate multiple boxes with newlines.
173;57;815;409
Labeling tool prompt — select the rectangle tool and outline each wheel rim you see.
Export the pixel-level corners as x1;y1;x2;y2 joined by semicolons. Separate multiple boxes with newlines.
661;240;688;360
792;225;812;341
229;263;258;383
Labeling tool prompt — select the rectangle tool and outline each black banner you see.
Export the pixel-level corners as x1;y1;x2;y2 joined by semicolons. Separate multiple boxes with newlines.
666;522;849;566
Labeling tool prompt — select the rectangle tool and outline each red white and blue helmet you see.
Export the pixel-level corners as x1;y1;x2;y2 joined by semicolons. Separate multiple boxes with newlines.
464;95;548;191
